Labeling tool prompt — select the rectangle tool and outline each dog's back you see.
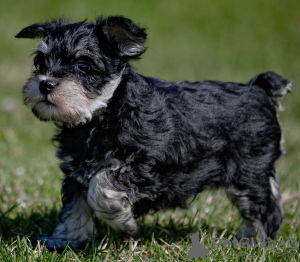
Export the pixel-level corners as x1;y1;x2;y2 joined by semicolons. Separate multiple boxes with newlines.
132;72;289;241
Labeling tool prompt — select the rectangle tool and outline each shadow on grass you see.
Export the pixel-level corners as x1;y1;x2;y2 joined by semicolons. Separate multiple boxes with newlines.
0;205;231;250
0;205;60;240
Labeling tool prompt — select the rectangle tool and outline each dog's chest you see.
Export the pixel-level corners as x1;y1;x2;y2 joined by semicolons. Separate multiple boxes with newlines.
56;124;118;182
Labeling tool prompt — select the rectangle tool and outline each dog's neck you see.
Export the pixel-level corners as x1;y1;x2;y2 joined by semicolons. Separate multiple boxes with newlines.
62;69;158;130
89;68;125;114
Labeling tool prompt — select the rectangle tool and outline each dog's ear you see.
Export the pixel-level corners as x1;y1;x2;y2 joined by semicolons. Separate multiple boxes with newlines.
15;22;55;39
15;18;69;39
96;16;147;59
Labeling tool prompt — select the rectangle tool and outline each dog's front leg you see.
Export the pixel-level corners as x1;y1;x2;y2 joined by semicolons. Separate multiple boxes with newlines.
40;193;95;251
87;169;138;237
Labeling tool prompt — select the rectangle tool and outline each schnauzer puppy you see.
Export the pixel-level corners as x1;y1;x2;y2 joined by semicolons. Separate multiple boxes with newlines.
16;16;292;251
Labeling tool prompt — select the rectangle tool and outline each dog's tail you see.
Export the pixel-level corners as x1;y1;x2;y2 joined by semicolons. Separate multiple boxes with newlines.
248;71;293;99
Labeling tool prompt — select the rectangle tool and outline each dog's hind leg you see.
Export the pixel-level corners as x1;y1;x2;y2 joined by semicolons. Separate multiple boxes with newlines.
87;169;138;237
263;170;283;239
227;168;283;242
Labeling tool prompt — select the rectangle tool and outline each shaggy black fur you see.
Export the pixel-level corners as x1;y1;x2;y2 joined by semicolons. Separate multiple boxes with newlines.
16;16;292;251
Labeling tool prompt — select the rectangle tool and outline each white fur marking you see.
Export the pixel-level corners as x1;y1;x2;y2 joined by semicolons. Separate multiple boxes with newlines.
34;40;50;54
87;171;137;235
38;75;47;81
89;71;123;112
270;177;280;200
286;82;293;93
50;195;95;247
63;155;73;162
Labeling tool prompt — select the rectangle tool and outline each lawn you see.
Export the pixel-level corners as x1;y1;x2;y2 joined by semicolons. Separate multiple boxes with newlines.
0;0;299;261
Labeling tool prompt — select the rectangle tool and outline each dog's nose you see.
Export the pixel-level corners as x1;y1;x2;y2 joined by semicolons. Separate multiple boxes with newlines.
39;80;57;96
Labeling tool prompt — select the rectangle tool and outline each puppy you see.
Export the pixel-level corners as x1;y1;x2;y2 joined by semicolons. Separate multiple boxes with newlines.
16;16;292;251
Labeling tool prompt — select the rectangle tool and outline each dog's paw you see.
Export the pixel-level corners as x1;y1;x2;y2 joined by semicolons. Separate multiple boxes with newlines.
38;234;68;253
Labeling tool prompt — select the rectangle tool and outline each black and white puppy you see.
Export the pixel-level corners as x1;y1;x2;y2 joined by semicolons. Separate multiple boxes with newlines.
16;16;292;251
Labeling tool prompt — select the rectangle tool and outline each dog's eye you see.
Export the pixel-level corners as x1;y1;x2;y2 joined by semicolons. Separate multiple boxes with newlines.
77;64;91;73
34;63;40;70
34;56;45;70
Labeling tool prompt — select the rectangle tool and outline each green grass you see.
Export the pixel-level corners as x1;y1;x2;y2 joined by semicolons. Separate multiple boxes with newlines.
0;0;299;261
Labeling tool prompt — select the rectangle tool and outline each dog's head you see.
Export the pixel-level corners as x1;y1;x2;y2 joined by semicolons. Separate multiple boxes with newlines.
16;17;146;127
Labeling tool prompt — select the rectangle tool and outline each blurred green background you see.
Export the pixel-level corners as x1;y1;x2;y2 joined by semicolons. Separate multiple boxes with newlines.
0;0;299;252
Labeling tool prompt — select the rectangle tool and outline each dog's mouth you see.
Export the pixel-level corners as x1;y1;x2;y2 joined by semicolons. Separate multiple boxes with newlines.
43;99;53;105
35;96;53;105
23;90;54;110
29;95;93;127
38;99;55;108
